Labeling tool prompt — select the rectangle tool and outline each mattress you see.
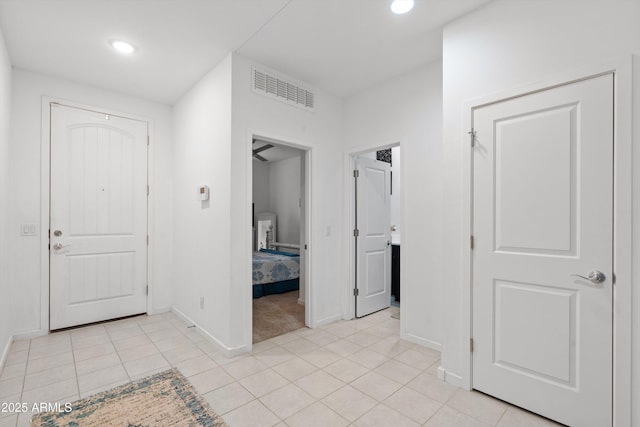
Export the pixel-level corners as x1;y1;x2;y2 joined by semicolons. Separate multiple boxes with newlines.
252;249;300;285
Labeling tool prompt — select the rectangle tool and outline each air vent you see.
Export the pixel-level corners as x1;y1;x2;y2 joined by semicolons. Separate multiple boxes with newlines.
252;67;315;111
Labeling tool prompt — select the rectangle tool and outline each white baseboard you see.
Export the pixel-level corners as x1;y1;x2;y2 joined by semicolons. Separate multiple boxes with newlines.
170;307;249;358
297;298;305;306
147;306;171;316
437;367;466;388
310;313;342;329
0;335;13;373
400;332;442;352
14;329;48;341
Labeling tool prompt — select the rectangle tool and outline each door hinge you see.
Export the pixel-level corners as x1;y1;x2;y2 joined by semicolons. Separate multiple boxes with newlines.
304;244;308;250
353;169;359;178
612;272;616;286
353;229;359;237
468;128;476;147
353;288;359;296
147;185;150;196
470;338;474;352
470;235;474;249
146;285;149;296
147;235;149;245
147;135;150;146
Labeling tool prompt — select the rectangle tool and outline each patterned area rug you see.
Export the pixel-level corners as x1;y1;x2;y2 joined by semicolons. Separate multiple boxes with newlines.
31;369;227;427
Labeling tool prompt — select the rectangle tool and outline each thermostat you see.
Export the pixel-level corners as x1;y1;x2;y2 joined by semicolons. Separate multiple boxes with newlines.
199;185;209;201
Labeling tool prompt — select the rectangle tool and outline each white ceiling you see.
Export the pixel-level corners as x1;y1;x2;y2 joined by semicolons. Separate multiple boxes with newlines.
0;0;491;104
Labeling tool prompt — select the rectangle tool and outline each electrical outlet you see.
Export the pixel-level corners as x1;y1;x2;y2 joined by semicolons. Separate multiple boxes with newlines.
200;297;204;310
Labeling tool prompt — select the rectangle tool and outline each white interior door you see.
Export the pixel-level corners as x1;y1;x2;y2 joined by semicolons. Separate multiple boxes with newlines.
472;74;613;427
355;156;391;317
50;104;148;330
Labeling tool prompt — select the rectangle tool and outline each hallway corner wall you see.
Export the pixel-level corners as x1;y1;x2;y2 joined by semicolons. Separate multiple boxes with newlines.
0;24;13;365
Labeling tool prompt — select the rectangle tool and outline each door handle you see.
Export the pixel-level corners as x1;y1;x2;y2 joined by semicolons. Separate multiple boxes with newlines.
571;270;606;284
52;243;70;251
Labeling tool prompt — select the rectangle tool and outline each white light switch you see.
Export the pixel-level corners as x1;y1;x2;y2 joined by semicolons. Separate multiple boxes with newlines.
20;224;38;236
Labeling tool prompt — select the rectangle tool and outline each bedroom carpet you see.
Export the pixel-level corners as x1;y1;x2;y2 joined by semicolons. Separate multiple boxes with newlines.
253;290;305;343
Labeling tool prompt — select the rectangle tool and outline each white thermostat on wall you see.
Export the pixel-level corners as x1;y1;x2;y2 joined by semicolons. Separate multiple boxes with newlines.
198;185;209;201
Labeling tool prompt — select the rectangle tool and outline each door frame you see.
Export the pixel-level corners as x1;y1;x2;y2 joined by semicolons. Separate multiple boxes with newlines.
459;58;633;426
246;131;314;340
345;142;402;321
40;97;154;332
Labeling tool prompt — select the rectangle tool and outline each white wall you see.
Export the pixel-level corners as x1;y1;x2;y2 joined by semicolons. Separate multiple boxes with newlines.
441;0;640;422
343;61;443;349
0;27;13;363
172;54;233;347
231;53;344;349
268;155;301;245
9;69;174;336
252;160;270;220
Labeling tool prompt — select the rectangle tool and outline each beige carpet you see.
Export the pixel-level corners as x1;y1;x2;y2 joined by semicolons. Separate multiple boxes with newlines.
31;369;227;427
253;290;305;343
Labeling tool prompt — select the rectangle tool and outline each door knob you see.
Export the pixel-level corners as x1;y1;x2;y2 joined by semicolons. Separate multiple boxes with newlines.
52;243;70;251
53;230;62;236
571;270;606;284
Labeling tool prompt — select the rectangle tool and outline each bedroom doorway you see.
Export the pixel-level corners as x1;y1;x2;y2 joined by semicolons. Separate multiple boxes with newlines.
251;137;309;343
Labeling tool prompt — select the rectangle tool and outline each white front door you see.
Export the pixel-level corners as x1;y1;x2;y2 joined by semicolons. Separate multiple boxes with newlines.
472;74;613;427
50;104;149;330
355;156;391;317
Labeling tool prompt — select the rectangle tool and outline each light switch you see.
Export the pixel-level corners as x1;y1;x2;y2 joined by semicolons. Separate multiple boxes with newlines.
20;224;38;236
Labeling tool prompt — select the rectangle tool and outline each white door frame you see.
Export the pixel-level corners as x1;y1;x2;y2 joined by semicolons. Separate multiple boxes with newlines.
40;97;154;333
345;142;402;321
246;131;313;341
460;58;633;426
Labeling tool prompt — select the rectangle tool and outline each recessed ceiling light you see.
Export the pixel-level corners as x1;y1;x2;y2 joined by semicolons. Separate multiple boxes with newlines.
110;40;136;54
390;0;414;14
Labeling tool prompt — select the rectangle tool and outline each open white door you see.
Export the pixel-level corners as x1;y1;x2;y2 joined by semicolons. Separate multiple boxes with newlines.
472;74;613;426
50;104;148;330
355;156;391;317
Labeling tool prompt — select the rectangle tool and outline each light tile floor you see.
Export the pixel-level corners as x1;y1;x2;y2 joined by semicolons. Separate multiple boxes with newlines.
0;307;562;427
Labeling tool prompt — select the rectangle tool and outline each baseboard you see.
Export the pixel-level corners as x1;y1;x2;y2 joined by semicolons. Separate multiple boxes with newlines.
400;332;442;352
13;329;48;341
0;335;12;373
297;298;305;306
437;367;466;388
170;307;248;358
310;313;342;328
147;306;171;316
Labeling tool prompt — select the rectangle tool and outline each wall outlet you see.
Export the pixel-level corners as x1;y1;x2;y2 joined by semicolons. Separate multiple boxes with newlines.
200;297;205;310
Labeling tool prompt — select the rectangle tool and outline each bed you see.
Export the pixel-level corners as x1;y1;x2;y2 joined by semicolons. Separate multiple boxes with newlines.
252;249;300;298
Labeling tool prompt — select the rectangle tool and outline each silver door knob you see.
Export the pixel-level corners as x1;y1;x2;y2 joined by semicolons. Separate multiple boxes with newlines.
53;230;62;236
52;243;63;250
571;270;606;284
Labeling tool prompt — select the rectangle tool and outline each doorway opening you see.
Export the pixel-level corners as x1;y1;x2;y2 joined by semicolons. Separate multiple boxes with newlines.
251;137;309;343
351;144;401;319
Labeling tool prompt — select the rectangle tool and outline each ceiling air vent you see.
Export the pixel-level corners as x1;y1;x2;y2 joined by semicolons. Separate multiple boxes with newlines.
252;67;315;112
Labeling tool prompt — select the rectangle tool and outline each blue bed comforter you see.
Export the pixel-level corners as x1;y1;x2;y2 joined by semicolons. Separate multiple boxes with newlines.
252;249;300;285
